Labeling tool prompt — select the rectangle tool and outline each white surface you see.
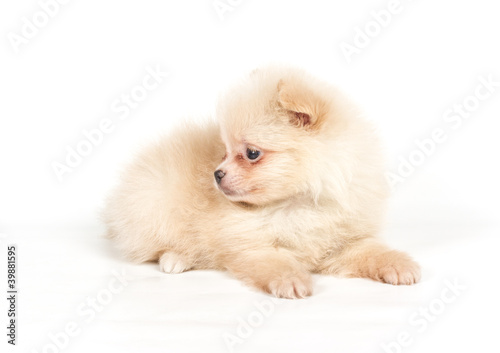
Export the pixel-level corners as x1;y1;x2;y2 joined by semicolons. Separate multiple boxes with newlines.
1;0;500;352
1;225;499;353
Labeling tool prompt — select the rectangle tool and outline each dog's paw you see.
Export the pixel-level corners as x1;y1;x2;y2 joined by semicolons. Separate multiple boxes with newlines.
267;273;313;299
159;252;191;274
372;252;421;285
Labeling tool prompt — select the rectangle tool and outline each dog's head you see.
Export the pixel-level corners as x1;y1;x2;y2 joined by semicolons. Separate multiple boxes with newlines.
214;67;335;205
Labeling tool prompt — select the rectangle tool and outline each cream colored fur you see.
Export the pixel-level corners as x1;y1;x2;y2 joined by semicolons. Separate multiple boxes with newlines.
103;66;420;299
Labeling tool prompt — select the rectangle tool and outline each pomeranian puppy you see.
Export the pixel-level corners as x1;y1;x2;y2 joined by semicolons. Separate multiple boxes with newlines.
103;66;420;299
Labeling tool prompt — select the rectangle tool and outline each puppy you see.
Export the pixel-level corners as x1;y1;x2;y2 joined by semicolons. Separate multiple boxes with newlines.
103;66;420;299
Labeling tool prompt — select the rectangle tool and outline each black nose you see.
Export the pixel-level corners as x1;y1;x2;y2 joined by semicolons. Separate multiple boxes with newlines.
214;170;225;184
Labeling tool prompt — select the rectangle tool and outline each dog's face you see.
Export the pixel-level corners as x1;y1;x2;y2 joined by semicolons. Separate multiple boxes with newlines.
214;123;303;205
214;69;331;205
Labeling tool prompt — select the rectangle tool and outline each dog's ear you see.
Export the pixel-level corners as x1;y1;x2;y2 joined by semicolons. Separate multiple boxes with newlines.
277;78;328;130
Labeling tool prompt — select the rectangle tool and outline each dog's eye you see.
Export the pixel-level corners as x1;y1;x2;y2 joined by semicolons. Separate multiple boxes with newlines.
246;148;261;160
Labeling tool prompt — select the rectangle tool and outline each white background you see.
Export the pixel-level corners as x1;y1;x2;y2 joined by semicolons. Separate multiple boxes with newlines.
1;1;499;353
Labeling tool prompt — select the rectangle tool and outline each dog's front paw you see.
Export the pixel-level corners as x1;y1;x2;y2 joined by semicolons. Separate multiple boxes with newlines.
159;252;191;274
267;273;313;299
371;252;421;285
